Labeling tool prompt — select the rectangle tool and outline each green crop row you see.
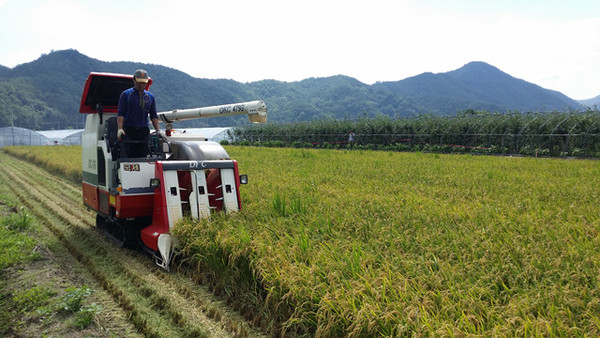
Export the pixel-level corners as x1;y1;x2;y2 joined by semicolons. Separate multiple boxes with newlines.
228;109;600;157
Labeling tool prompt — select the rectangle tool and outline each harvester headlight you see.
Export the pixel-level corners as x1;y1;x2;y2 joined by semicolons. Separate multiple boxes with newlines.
150;178;161;189
239;175;248;185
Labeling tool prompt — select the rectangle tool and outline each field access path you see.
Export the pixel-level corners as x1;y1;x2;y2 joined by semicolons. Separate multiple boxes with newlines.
0;153;264;338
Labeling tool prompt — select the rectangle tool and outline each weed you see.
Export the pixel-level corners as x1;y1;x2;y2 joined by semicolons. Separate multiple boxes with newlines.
0;209;39;269
300;148;315;158
2;207;34;231
272;191;308;217
12;286;55;312
59;286;102;329
272;192;286;216
62;285;92;312
72;303;102;329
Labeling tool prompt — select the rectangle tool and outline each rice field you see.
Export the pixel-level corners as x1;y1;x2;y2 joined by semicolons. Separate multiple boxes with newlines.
176;147;600;336
4;145;600;336
2;145;81;182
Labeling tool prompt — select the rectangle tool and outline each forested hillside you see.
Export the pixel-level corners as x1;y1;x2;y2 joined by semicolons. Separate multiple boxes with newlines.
0;49;587;129
248;76;422;122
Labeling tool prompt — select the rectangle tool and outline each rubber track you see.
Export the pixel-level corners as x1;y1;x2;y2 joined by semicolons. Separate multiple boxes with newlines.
0;154;263;338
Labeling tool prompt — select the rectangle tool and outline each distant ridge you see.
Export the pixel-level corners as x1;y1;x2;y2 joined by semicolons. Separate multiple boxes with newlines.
578;95;600;107
0;50;588;129
373;61;581;113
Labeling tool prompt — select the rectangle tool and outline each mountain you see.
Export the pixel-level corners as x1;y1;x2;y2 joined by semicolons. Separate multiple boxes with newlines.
373;61;581;113
248;76;422;122
0;50;585;130
579;95;600;107
0;65;9;76
0;50;259;129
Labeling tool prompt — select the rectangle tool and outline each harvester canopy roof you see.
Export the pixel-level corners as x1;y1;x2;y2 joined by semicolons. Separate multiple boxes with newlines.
79;72;153;114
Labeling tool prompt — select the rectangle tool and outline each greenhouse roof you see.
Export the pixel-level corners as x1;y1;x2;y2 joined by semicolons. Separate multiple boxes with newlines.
38;129;84;140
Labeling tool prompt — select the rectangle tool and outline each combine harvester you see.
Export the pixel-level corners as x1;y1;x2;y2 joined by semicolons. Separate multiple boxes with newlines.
79;72;266;270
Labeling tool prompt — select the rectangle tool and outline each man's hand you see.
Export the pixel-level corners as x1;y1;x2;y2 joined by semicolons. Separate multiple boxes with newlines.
157;130;167;142
117;128;126;140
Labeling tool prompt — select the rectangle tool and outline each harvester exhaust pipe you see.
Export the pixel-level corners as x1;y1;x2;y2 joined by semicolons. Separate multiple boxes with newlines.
158;100;267;124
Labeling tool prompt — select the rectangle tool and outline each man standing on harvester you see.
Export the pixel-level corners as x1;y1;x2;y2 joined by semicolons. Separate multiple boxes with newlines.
117;69;160;157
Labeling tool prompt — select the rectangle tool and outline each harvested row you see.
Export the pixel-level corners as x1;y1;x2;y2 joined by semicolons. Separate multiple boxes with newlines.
0;153;263;338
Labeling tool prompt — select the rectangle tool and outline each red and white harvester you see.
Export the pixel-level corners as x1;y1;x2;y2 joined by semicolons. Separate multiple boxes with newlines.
80;72;266;270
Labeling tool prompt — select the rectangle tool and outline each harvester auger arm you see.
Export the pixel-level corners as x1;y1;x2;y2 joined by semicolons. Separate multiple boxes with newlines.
158;100;267;124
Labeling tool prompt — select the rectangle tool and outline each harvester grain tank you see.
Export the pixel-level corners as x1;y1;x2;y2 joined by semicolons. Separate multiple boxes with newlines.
79;72;266;270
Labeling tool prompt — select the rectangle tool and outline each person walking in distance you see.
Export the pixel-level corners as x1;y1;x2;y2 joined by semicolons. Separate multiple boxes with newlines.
117;69;160;157
348;131;356;149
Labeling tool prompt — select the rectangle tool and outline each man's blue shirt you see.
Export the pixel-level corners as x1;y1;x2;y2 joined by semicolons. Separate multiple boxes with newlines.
117;87;158;128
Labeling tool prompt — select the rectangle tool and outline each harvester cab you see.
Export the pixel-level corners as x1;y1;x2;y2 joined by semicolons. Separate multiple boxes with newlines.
79;72;266;270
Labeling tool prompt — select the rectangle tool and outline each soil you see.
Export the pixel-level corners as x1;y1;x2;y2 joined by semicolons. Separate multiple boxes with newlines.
0;206;141;337
0;153;266;338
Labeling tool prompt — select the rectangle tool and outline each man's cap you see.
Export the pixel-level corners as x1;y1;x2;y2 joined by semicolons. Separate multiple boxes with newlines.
133;69;149;83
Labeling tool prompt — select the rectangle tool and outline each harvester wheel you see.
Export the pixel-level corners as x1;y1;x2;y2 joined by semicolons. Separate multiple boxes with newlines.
96;214;126;247
96;214;106;231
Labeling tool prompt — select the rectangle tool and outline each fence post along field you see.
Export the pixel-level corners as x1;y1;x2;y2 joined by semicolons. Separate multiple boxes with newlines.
3;140;600;336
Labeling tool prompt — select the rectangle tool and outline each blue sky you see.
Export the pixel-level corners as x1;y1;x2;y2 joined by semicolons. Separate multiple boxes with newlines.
1;0;599;99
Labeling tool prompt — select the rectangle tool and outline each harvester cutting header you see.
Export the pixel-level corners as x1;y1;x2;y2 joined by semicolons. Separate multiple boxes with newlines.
80;71;266;270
